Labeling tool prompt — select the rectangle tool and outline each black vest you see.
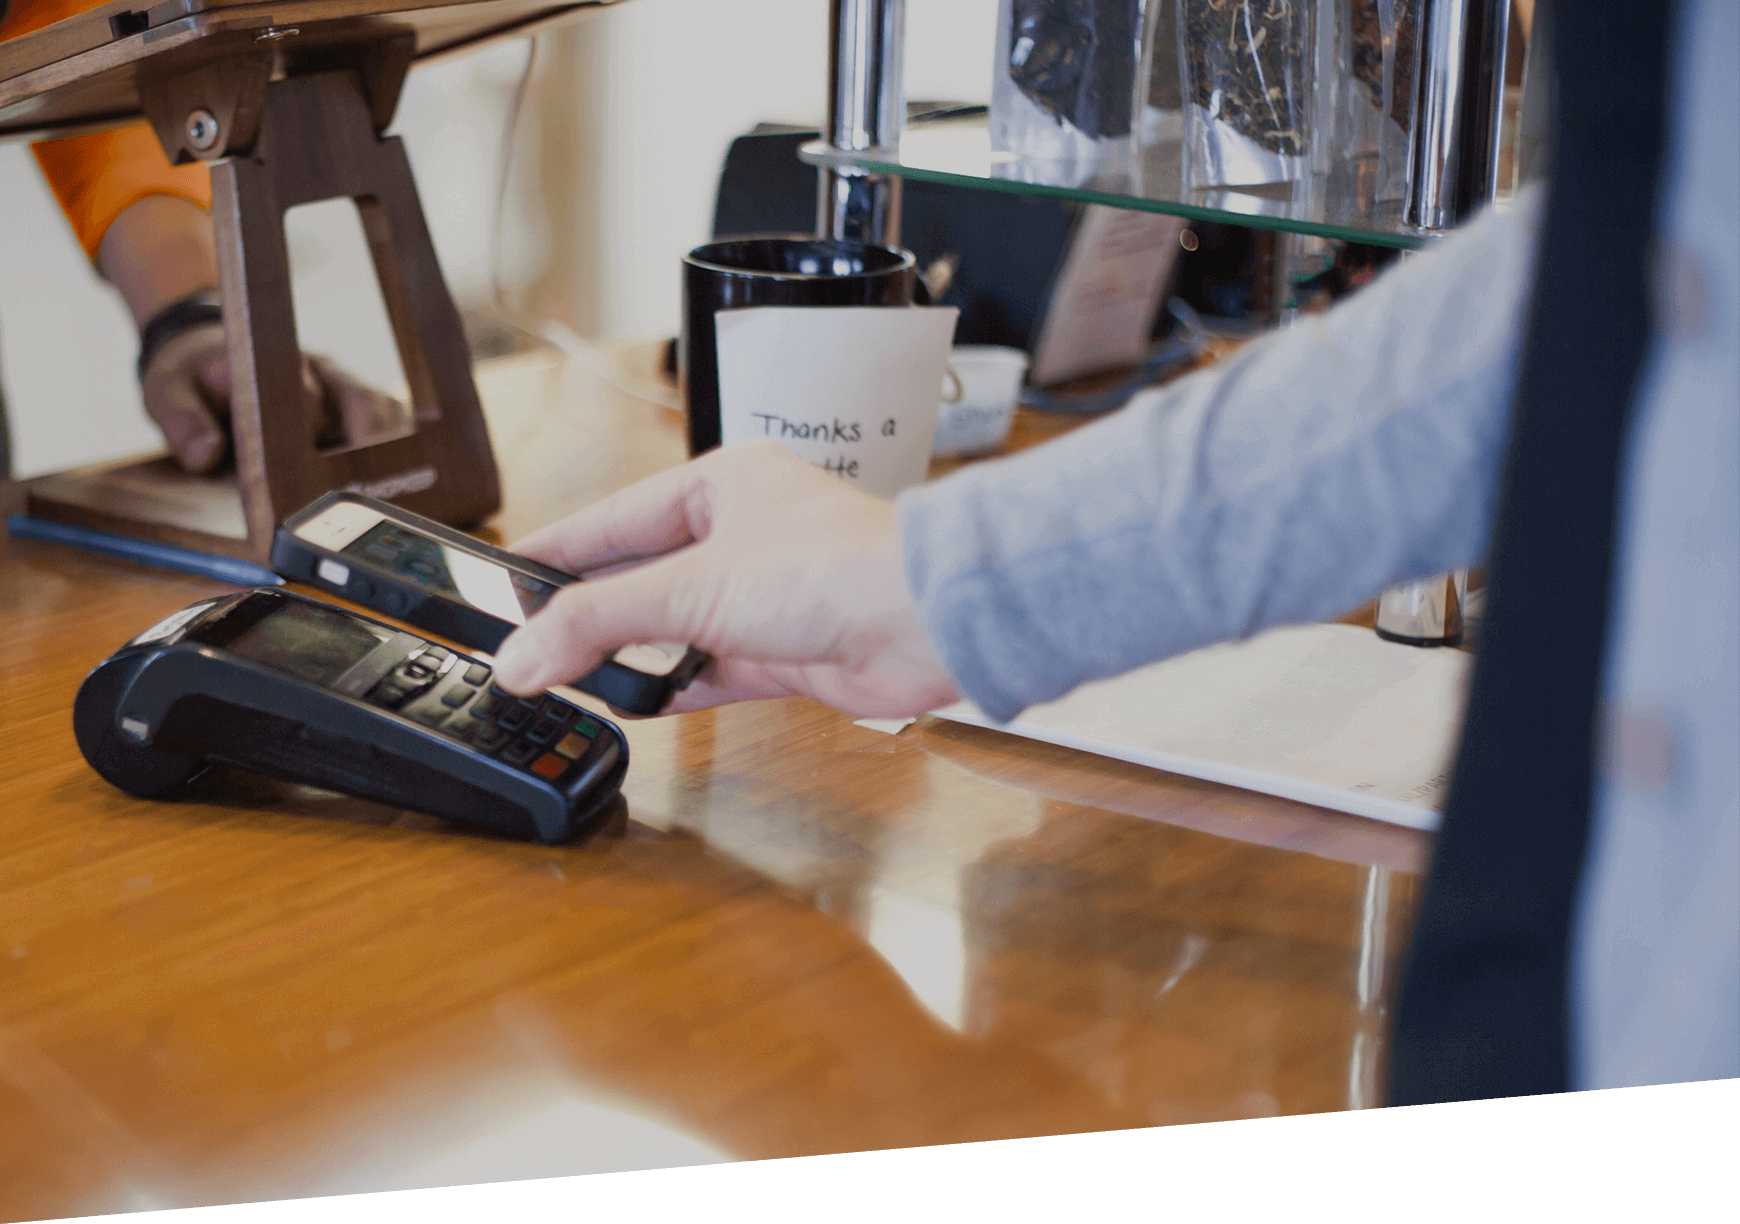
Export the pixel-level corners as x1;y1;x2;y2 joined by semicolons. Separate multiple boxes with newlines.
1388;1;1680;1103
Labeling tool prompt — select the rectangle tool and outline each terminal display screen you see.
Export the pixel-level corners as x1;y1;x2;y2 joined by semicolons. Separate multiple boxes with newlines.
221;599;391;687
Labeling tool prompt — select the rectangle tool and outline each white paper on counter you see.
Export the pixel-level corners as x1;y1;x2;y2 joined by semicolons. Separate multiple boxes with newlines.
854;717;916;736
716;305;959;498
933;623;1472;830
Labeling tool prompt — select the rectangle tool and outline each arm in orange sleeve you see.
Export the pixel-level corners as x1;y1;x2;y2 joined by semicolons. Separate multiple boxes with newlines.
3;0;211;261
5;0;411;474
31;125;212;261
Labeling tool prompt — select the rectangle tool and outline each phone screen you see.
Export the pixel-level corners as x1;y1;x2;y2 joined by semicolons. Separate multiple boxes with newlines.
341;522;561;626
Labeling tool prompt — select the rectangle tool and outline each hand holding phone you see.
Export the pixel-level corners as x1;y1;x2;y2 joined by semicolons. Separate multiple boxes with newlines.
272;493;709;716
493;442;961;719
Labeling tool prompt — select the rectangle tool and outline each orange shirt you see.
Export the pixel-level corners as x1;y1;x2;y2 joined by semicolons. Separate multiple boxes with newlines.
1;0;211;261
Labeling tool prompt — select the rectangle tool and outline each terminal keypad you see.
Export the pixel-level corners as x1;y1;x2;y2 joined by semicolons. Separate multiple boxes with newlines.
365;647;602;780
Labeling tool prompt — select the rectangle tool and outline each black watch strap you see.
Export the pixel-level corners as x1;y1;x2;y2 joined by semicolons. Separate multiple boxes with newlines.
137;289;224;379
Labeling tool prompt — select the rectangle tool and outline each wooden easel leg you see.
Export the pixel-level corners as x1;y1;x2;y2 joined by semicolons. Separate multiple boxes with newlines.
28;60;501;565
218;69;501;559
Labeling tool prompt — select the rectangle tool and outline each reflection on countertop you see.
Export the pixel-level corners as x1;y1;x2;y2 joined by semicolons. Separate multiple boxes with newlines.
1;346;1425;1217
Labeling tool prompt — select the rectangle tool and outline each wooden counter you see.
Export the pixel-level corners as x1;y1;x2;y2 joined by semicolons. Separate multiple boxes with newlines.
0;345;1426;1220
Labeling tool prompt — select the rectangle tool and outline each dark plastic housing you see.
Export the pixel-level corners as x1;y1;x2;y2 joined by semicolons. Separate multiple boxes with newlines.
74;589;628;843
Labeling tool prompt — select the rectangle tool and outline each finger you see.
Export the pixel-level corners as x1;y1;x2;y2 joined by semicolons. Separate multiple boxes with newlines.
140;327;230;472
308;355;413;446
337;381;412;445
660;659;809;713
508;440;793;574
301;360;344;450
565;659;802;719
196;349;233;397
145;371;228;473
512;442;824;573
575;553;672;580
665;656;953;720
492;550;713;694
509;459;720;575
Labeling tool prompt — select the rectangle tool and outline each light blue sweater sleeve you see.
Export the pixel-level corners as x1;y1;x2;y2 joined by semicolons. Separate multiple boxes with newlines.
897;191;1543;723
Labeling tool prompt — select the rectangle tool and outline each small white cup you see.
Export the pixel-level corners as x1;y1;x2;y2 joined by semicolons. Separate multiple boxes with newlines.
932;345;1030;458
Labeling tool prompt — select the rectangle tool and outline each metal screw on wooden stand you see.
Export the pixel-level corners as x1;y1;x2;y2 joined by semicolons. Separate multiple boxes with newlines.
185;109;220;152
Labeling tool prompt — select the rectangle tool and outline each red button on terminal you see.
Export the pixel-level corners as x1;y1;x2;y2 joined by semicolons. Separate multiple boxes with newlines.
530;753;568;780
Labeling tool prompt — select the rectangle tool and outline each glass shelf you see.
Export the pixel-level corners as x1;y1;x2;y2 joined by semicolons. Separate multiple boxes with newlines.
801;114;1431;251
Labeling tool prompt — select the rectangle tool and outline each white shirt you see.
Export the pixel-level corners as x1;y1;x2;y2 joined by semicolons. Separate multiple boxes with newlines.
1572;0;1738;1089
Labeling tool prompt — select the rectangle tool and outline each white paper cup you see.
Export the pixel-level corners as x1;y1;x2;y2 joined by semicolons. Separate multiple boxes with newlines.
931;346;1030;458
715;305;960;498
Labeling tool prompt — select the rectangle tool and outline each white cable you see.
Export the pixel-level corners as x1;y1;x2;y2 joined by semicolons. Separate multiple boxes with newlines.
489;35;682;411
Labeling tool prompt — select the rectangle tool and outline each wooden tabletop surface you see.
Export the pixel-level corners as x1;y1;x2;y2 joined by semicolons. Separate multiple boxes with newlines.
0;344;1427;1220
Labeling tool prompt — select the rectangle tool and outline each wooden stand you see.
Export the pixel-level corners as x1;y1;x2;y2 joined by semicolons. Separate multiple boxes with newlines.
26;41;500;562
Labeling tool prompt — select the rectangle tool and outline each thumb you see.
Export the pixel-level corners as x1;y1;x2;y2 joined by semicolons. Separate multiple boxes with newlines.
492;553;708;695
300;359;343;450
144;369;227;473
141;336;229;473
306;354;413;447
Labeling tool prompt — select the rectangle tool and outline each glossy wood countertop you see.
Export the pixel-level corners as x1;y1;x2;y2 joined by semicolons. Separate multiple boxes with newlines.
0;344;1426;1220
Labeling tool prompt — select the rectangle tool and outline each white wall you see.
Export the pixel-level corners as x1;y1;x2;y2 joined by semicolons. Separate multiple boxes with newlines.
576;0;997;338
0;146;157;477
0;0;997;477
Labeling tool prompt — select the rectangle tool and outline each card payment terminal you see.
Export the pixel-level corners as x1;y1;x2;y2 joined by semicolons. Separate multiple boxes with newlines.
75;588;627;843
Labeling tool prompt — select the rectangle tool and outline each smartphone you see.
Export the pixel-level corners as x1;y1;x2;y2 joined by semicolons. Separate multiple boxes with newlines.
271;492;709;715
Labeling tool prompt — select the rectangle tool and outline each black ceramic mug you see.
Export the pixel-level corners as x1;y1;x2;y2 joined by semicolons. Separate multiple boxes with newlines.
680;234;925;456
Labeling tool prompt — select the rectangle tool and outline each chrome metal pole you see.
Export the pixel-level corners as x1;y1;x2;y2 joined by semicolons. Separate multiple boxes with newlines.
1514;0;1555;188
1380;2;1508;640
818;0;905;245
1403;0;1510;230
1346;865;1393;1109
1371;246;1467;646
